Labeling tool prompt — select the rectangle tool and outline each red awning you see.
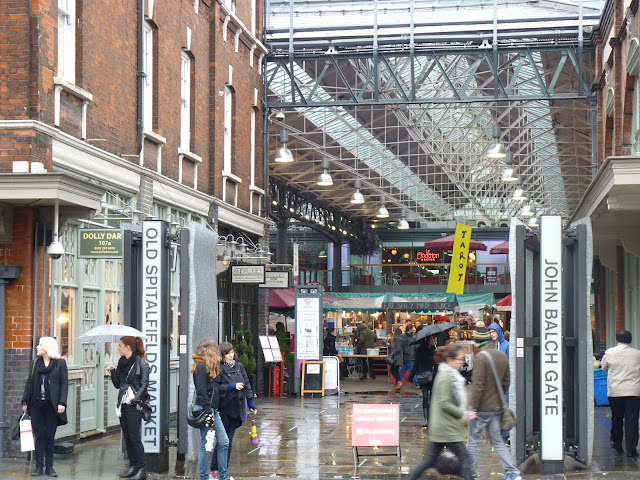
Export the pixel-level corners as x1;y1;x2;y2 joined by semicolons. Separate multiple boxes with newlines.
269;288;344;309
424;234;488;251
497;294;512;307
490;240;509;255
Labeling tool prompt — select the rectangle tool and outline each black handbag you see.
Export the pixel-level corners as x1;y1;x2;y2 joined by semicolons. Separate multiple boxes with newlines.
385;355;394;365
141;401;152;423
186;392;208;429
416;370;434;386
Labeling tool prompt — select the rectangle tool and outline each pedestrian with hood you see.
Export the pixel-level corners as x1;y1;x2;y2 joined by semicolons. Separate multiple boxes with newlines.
22;337;68;478
601;329;640;456
190;339;230;480
467;322;521;480
389;324;415;391
323;327;338;356
210;342;258;477
488;322;510;357
106;336;150;480
355;323;377;380
405;343;473;480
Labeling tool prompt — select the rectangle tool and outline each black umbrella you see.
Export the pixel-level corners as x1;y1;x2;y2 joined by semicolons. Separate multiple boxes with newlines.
413;322;456;343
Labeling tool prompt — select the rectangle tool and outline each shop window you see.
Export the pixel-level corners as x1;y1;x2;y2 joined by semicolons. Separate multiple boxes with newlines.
83;258;97;284
58;0;75;82
104;291;121;363
58;225;76;283
81;294;97;390
59;288;76;364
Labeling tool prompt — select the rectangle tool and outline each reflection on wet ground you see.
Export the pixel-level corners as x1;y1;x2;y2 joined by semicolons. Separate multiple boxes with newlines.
1;392;638;480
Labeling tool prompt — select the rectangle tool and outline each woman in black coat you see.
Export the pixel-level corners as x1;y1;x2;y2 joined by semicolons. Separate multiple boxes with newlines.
106;336;150;480
210;342;258;475
409;335;437;427
22;336;68;478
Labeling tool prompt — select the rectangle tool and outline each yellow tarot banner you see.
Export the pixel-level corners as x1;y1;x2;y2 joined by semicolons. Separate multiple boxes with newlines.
446;223;473;295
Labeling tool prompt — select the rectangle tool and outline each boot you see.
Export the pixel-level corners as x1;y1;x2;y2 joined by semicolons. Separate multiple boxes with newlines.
119;466;138;478
130;469;146;480
31;468;43;477
393;382;403;392
45;467;57;477
422;407;429;428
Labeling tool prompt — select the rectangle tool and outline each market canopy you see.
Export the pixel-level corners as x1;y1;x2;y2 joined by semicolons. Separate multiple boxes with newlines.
268;288;346;310
490;240;510;255
457;293;496;312
423;235;488;252
318;292;387;312
320;292;495;313
496;294;512;311
384;293;456;313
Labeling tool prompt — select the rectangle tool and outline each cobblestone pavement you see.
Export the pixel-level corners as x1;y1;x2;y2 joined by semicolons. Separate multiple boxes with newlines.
1;392;637;480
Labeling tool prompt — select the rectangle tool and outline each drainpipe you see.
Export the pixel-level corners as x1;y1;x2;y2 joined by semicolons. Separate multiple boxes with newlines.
32;223;39;354
590;94;598;177
136;0;144;155
0;266;21;458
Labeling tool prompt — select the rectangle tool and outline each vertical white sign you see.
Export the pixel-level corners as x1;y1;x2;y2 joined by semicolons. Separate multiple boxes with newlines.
293;243;299;285
142;221;163;453
539;216;563;460
296;297;320;359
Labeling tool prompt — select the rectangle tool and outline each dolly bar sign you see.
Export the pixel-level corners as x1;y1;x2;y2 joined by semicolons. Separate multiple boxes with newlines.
539;216;563;460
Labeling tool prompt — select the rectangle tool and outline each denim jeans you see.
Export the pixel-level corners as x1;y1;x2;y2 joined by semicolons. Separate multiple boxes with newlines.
197;409;230;480
399;360;414;383
210;414;239;472
467;411;519;478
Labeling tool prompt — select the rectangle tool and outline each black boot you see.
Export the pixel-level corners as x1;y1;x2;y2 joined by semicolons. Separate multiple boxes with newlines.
422;407;429;428
119;466;138;478
45;467;57;477
130;469;146;480
31;468;43;477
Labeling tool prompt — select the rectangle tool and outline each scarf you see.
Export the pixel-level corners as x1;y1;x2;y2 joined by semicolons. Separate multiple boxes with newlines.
439;361;467;411
31;357;56;402
224;360;236;368
192;354;205;364
117;353;137;380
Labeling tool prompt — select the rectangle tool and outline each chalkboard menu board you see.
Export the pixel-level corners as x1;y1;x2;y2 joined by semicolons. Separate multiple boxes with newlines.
301;361;325;396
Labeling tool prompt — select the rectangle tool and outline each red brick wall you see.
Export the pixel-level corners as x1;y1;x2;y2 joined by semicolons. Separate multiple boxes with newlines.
0;0;30;119
2;207;37;350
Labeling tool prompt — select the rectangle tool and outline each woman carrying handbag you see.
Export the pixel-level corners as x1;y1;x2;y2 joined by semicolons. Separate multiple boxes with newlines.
22;337;68;478
191;339;230;480
106;336;150;480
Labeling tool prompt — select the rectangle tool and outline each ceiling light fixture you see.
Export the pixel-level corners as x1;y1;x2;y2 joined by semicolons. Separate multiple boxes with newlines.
397;210;410;230
318;250;327;258
528;217;539;228
376;194;389;218
513;176;528;201
521;204;536;217
274;128;293;163
317;157;333;186
487;123;507;159
350;178;365;204
500;151;517;182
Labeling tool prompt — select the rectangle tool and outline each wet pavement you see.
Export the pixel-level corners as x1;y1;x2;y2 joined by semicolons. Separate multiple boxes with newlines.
1;391;639;480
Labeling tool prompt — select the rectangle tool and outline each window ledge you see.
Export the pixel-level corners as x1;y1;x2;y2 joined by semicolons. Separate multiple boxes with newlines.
249;184;264;194
178;148;202;164
54;77;93;102
144;129;167;145
219;2;268;55
222;170;242;183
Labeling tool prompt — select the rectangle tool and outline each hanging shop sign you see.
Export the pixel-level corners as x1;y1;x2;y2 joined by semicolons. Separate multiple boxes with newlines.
485;267;498;285
382;301;456;312
416;248;440;263
231;265;266;283
78;229;123;258
446;223;473;295
539;215;563;461
259;271;290;288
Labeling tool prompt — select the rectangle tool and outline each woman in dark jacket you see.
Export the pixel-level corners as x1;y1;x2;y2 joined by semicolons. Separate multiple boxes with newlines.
210;342;258;476
22;337;68;478
191;339;230;480
323;327;338;356
106;336;149;480
409;335;437;427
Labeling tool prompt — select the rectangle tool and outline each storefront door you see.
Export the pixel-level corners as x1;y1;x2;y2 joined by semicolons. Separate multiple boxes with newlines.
80;293;102;432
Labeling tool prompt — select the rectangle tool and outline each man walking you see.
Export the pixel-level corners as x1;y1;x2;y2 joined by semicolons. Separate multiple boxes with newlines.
355;323;377;380
467;322;521;480
601;329;640;456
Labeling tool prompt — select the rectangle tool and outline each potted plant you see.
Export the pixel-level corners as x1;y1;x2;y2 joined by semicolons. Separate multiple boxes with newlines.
235;330;257;389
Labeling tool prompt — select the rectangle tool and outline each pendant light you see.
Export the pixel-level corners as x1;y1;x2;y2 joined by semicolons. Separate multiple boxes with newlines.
376;194;389;218
350;178;364;204
521;203;536;217
397;209;409;230
500;151;517;182
528;216;539;228
317;157;333;186
274;128;293;163
512;175;527;202
487;123;507;159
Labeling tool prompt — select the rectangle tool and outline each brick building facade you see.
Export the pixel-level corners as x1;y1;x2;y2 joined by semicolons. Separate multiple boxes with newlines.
0;0;269;456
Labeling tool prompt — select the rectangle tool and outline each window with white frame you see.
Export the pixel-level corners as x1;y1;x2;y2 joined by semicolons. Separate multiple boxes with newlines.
251;0;257;35
58;0;75;82
224;86;233;172
143;22;153;129
180;53;191;150
250;108;257;186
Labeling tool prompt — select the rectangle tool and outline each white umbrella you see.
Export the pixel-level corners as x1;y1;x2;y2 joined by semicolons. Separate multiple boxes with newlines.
76;324;145;343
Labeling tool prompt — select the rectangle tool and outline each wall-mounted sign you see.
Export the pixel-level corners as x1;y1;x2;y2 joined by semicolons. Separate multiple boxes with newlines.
446;223;473;295
78;229;123;258
259;271;290;288
416;248;440;262
485;267;498;285
231;265;265;283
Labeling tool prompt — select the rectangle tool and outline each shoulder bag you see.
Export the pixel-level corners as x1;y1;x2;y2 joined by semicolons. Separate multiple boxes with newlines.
481;350;516;431
187;391;209;429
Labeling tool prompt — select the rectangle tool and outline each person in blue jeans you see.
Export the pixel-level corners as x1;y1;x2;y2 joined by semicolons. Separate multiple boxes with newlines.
191;339;231;480
210;342;258;476
397;324;416;386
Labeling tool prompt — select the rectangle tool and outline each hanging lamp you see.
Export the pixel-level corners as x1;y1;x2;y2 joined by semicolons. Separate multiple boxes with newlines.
350;178;365;204
500;151;517;182
274;129;293;163
487;123;507;159
397;209;409;230
317;157;333;186
376;194;389;218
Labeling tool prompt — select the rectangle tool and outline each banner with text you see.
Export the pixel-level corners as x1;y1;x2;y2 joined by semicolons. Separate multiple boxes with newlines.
446;223;473;295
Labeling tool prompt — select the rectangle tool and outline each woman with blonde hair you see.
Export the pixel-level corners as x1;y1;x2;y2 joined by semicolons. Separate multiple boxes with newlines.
22;337;68;477
106;336;149;480
191;339;230;480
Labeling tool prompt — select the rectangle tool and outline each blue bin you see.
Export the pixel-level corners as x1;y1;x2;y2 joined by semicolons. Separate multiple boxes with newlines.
594;368;609;406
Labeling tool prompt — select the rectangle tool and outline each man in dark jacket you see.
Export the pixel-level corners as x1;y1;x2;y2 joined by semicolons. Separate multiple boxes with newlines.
355;323;377;380
466;322;520;480
398;324;416;384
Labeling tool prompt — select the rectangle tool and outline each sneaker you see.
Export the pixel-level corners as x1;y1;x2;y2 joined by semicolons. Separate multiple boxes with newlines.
210;472;218;480
504;475;522;480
